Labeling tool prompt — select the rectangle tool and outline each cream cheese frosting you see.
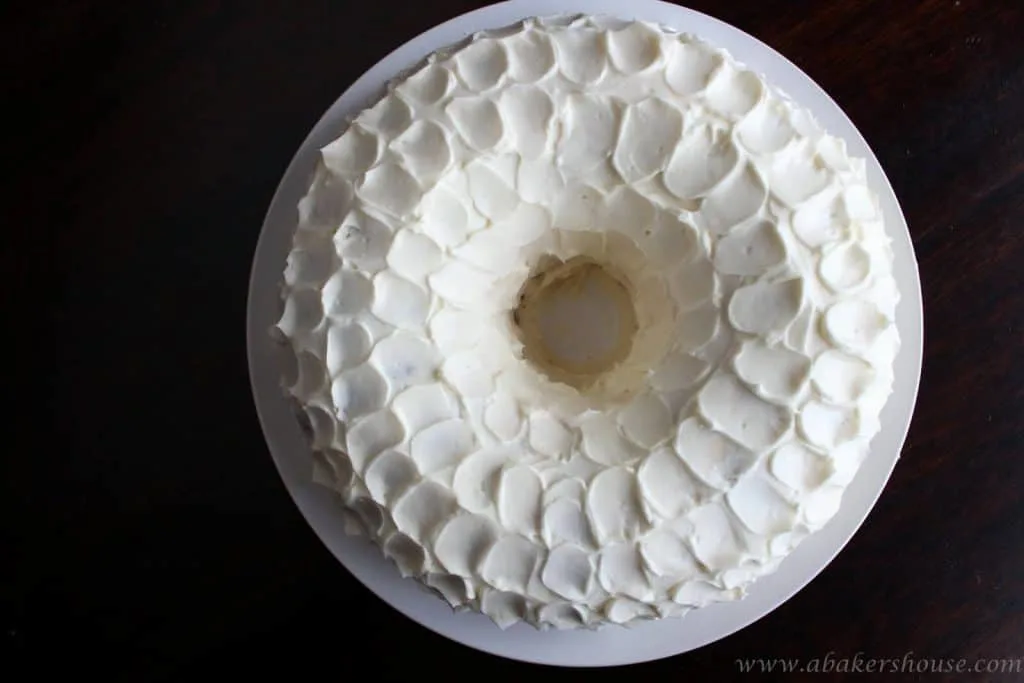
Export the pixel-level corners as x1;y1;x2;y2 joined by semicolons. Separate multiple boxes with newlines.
274;14;900;630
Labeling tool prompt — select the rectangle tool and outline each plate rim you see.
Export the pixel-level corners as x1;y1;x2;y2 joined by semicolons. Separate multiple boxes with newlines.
247;0;923;666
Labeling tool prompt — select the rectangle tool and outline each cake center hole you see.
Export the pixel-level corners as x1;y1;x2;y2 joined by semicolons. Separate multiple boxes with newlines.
512;255;638;390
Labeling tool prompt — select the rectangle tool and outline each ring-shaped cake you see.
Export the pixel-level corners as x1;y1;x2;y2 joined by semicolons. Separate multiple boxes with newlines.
274;15;900;630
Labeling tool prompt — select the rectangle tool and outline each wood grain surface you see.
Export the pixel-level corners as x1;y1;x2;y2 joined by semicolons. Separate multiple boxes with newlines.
12;0;1024;680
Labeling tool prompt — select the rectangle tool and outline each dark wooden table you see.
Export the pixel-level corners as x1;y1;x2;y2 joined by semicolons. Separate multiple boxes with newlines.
13;0;1023;680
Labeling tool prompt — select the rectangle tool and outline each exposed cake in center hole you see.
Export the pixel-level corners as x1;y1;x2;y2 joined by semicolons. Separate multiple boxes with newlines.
513;255;638;390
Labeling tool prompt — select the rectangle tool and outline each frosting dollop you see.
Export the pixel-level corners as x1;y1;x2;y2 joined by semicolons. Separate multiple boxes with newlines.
274;15;900;630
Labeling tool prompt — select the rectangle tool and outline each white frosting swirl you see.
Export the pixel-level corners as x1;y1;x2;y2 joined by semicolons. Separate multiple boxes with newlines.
275;15;900;630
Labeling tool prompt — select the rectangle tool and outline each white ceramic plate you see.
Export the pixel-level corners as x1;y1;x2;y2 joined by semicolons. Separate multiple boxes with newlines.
247;0;922;666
